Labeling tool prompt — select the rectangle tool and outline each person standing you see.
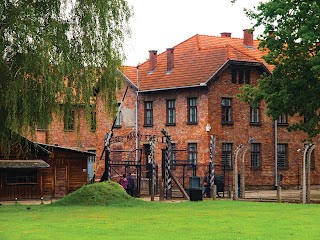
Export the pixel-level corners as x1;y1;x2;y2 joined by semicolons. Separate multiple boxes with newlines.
126;172;135;197
203;173;209;197
119;173;128;191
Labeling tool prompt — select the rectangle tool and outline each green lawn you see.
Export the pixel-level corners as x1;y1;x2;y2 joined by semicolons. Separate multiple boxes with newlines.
1;200;320;240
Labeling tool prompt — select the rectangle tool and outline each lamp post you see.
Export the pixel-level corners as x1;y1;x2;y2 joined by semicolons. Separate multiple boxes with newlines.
233;144;242;200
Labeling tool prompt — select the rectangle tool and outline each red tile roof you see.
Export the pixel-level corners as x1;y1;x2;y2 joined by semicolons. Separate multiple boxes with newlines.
123;34;273;91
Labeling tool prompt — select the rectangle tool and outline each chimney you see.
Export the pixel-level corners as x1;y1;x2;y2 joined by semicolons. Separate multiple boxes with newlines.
220;32;232;38
243;29;254;47
166;48;174;72
149;50;157;72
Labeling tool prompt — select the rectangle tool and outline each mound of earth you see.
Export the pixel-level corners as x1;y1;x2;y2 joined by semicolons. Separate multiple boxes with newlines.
52;181;143;206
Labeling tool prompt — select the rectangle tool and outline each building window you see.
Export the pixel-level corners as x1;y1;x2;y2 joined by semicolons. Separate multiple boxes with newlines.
278;114;288;125
6;169;38;184
64;110;75;131
222;143;232;167
250;105;260;124
166;99;176;125
188;143;197;165
231;68;251;84
87;150;96;182
188;98;198;124
144;101;153;126
245;69;251;84
277;144;288;168
90;111;96;131
251;143;261;168
114;103;121;128
37;121;48;131
221;98;232;124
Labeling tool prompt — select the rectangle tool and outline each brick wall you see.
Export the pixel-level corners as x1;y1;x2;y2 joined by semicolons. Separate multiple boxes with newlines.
33;67;320;190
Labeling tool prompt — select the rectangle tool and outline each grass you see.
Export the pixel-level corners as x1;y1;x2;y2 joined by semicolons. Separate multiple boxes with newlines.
1;182;320;240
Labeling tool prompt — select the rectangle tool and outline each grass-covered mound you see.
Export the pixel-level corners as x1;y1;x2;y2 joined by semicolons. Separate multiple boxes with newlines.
52;181;144;206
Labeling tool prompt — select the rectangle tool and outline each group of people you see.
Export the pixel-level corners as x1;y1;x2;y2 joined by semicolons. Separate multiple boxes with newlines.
119;172;135;196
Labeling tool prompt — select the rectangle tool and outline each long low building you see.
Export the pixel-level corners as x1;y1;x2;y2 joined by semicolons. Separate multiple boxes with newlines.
0;139;95;200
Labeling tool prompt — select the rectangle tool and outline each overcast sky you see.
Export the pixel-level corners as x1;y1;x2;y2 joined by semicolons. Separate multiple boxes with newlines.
124;0;267;66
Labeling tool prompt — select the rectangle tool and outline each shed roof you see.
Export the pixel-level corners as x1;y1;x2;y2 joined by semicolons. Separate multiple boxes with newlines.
37;143;96;156
0;160;50;168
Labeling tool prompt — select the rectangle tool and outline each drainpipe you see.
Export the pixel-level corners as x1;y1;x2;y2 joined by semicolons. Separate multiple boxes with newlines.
135;65;140;164
274;119;278;187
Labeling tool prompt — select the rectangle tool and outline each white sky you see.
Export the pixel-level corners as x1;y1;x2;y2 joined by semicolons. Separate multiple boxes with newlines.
124;0;266;66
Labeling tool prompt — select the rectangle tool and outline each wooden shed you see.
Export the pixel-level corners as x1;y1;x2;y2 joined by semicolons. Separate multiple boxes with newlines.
0;140;95;200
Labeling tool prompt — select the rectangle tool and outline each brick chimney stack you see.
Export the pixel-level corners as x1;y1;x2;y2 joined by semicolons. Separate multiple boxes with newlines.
243;29;254;47
149;50;157;72
166;48;174;72
220;32;232;38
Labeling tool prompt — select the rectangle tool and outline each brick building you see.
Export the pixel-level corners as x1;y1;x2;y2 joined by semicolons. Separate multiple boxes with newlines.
34;30;320;191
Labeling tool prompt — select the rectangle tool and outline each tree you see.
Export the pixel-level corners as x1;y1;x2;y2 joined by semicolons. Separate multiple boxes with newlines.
0;0;133;152
239;0;320;139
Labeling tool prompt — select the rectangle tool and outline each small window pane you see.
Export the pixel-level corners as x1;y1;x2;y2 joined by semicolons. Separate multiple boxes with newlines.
188;143;198;165
222;143;232;166
144;101;153;126
188;98;198;123
251;143;261;167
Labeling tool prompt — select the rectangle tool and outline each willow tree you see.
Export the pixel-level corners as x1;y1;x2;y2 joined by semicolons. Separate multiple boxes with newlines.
0;0;132;151
239;0;320;139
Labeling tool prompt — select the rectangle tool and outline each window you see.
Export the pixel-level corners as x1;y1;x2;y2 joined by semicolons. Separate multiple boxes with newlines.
245;69;251;84
188;143;197;165
114;103;121;128
250;105;260;124
222;143;232;167
64;110;74;131
188;98;198;124
144;101;153;126
231;68;251;84
277;144;288;168
221;98;232;123
37;121;48;131
278;114;288;125
251;143;261;167
6;169;37;184
238;69;244;84
87;150;96;181
90;111;96;131
166;99;176;125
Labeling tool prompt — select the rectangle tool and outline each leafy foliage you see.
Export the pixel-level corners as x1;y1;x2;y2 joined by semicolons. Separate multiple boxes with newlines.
239;1;320;139
0;0;132;151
